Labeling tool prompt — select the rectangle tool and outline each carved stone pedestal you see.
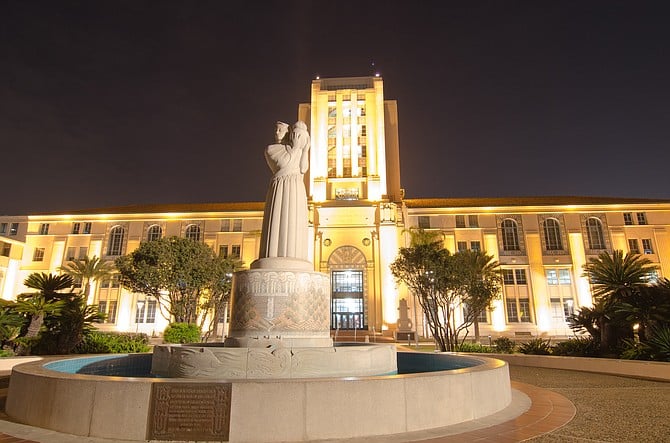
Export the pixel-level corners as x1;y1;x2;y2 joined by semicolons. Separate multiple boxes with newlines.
224;267;333;348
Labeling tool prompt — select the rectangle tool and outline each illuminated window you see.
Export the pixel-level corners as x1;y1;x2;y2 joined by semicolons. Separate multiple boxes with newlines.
98;300;118;324
71;223;80;234
455;215;466;228
185;225;201;241
628;239;640;254
623;213;633;225
331;270;365;330
637;212;647;225
501;219;520;251
33;248;45;262
147;225;162;242
543;218;563;250
39;224;49;235
83;222;92;234
642;239;654;254
418;216;430;229
585;217;606;250
9;223;18;235
107;226;125;256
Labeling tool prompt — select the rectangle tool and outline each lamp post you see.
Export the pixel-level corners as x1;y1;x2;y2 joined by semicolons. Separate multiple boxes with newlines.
136;299;145;333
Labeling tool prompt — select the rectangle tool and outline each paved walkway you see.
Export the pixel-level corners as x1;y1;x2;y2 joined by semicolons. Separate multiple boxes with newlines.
0;364;668;442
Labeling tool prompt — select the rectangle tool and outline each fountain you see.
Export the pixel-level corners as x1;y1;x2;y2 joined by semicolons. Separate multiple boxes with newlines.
4;121;512;442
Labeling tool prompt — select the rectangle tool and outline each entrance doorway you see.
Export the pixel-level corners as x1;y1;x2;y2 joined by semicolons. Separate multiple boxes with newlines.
331;270;365;330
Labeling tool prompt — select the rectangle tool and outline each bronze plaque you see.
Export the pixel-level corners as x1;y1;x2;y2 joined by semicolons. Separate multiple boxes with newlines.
148;382;231;441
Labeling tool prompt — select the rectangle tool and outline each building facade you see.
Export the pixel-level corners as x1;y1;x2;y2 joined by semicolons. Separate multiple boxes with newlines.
1;76;670;339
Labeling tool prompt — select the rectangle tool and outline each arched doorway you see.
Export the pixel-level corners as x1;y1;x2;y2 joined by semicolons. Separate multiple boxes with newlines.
328;246;367;330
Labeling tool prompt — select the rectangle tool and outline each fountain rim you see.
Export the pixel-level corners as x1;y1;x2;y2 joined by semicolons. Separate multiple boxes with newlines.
19;351;507;383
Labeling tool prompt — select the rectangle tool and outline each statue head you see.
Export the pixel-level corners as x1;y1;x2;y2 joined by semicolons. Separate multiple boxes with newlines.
275;121;289;143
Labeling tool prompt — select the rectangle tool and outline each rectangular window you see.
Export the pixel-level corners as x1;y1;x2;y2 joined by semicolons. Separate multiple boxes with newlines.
558;269;571;285
33;247;45;262
417;216;430;229
623;213;633;225
83;222;92;234
71;223;81;234
636;212;647;225
468;215;479;228
506;299;518;322
457;241;468;252
546;269;558;285
220;219;231;232
66;247;76;261
1;242;10;257
470;241;481;251
9;223;18;235
232;219;243;232
219;245;229;258
642;239;654;254
231;245;241;258
135;302;146;324
518;299;531;322
39;223;49;235
0;223;6;234
502;269;515;285
628;239;640;254
146;300;157;323
515;269;527;285
78;247;88;259
107;301;117;323
455;215;466;228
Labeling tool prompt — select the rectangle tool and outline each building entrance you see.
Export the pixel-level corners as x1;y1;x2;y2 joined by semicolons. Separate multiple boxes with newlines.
331;270;365;330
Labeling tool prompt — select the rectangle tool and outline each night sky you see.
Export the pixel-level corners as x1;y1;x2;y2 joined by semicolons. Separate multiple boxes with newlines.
2;1;670;215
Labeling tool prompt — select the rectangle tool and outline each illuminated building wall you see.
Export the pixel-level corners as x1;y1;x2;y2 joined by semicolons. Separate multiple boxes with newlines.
1;77;670;339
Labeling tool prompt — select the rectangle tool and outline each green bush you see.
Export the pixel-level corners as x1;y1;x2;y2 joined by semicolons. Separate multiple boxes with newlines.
163;323;201;344
75;331;150;354
493;337;516;354
519;338;552;355
552;336;599;357
455;342;493;353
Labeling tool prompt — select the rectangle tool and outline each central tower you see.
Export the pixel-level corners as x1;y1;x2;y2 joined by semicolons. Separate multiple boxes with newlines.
299;76;402;203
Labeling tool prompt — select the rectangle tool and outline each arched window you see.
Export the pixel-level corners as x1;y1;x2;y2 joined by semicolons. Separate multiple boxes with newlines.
586;217;605;250
501;219;520;251
107;226;125;256
185;224;201;241
543;218;563;251
147;225;162;242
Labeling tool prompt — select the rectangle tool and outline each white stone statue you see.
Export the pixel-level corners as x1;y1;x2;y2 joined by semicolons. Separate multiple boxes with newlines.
252;121;310;269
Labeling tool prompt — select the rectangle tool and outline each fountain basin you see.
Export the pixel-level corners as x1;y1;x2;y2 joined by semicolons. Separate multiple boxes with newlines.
6;351;511;442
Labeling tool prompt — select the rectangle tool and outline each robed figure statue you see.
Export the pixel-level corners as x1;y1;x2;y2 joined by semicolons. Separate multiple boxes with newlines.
253;121;310;269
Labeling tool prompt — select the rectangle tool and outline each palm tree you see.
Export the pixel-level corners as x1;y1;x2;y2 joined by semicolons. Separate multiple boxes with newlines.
582;250;657;355
59;255;115;304
14;273;71;354
452;249;501;342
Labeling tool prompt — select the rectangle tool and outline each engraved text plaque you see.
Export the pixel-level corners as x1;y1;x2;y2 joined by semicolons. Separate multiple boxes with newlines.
148;382;231;441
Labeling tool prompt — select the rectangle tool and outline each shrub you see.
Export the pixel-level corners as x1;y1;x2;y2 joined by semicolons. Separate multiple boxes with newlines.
493;337;516;354
646;326;670;362
455;342;493;353
518;338;552;355
552;336;599;357
75;331;150;354
163;323;201;344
